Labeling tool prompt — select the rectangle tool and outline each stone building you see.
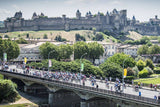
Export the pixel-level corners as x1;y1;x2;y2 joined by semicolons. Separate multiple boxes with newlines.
86;41;120;65
117;45;140;57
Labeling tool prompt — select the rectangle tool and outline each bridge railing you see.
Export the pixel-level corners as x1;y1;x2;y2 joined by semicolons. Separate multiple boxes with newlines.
0;69;159;105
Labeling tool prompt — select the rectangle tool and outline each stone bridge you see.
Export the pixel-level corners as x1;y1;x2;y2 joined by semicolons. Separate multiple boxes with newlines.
0;70;159;107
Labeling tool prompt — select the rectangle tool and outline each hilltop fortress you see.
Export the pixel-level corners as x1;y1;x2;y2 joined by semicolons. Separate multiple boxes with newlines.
0;9;160;35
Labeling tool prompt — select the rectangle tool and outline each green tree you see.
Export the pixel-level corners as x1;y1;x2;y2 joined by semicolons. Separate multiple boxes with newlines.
0;39;20;60
39;42;58;59
140;37;150;44
58;44;73;60
137;45;149;55
93;33;104;41
135;55;145;62
145;58;154;70
99;62;123;79
0;80;19;103
75;33;86;41
106;53;136;68
148;45;160;54
43;34;48;39
73;41;88;59
55;35;67;42
88;42;104;64
136;59;146;71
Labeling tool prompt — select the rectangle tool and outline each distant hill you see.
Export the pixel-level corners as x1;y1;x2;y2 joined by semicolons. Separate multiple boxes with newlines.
0;21;4;27
0;30;118;43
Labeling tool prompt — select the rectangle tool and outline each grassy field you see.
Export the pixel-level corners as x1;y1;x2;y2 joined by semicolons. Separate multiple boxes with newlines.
0;103;37;107
134;77;160;85
0;30;118;42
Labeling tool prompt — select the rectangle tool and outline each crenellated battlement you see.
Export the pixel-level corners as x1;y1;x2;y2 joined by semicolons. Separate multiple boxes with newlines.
0;9;160;36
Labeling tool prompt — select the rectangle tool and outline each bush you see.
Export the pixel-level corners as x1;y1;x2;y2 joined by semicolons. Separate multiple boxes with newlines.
75;33;86;41
93;33;104;41
4;35;9;38
55;35;67;42
138;68;149;78
43;34;48;39
153;67;160;74
144;67;153;75
127;67;135;76
136;59;145;71
145;59;154;70
15;38;28;44
132;66;139;77
0;80;20;103
124;76;135;83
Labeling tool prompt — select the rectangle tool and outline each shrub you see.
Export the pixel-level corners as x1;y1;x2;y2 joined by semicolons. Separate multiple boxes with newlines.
132;66;139;77
124;76;135;83
0;80;20;103
127;67;135;76
4;35;9;38
153;67;160;74
145;59;154;70
144;67;153;75
136;59;145;71
43;34;48;39
138;68;149;78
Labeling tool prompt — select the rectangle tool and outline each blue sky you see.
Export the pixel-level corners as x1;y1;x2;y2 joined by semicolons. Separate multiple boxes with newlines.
0;0;160;22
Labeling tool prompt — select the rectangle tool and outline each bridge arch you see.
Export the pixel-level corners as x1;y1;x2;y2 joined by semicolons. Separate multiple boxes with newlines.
11;78;25;91
49;89;82;107
26;83;48;96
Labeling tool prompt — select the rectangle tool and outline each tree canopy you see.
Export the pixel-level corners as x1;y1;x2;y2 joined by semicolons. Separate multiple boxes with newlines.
0;39;20;60
39;42;73;61
39;42;58;59
99;62;123;79
137;45;149;55
58;44;73;60
0;80;19;103
88;42;104;64
73;41;89;59
148;44;160;54
106;53;136;68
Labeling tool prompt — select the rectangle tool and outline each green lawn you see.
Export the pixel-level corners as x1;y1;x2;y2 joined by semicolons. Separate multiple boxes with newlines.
0;103;37;107
134;77;160;85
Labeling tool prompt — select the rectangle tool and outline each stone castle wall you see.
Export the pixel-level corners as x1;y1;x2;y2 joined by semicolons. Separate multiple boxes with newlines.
0;9;160;36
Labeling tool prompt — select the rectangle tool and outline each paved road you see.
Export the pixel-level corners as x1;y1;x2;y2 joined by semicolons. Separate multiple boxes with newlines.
1;65;160;100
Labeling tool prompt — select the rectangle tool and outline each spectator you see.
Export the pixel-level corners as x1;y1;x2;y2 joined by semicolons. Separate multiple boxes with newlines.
154;95;157;102
139;91;141;97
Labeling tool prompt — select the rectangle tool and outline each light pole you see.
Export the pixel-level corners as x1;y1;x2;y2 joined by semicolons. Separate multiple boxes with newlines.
122;56;131;93
80;52;87;85
48;50;55;72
